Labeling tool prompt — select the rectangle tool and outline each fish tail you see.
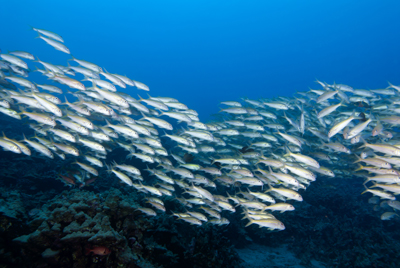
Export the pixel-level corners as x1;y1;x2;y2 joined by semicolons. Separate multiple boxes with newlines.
105;163;113;174
244;219;254;227
359;137;368;149
264;182;272;193
91;80;97;88
241;211;250;220
81;76;90;82
354;164;365;172
139;111;147;119
370;182;378;188
17;107;27;116
361;185;369;195
32;132;39;140
353;155;361;164
268;166;273;175
283;146;291;157
111;160;118;168
76;96;85;106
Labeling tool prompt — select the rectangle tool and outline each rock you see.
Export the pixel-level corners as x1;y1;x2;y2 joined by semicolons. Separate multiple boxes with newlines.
42;248;60;258
13;234;29;244
61;231;94;242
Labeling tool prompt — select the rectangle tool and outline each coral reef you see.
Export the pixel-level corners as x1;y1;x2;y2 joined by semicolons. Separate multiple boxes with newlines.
3;188;240;268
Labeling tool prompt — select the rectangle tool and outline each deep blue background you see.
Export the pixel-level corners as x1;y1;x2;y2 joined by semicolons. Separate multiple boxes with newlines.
1;0;400;121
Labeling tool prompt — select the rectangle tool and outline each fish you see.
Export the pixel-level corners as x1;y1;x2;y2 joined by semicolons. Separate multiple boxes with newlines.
92;85;129;107
9;50;35;60
32;27;64;42
7;27;400;232
85;246;111;256
37;35;70;54
380;212;399;221
1;54;28;69
141;113;173;130
328;112;358;138
266;184;303;202
244;217;285;230
69;56;102;73
22;134;53;158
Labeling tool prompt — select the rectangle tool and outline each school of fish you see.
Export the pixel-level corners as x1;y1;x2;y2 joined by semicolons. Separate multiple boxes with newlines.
0;28;399;230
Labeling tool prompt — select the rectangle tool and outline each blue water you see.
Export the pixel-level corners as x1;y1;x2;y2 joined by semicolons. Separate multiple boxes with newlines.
2;0;400;121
